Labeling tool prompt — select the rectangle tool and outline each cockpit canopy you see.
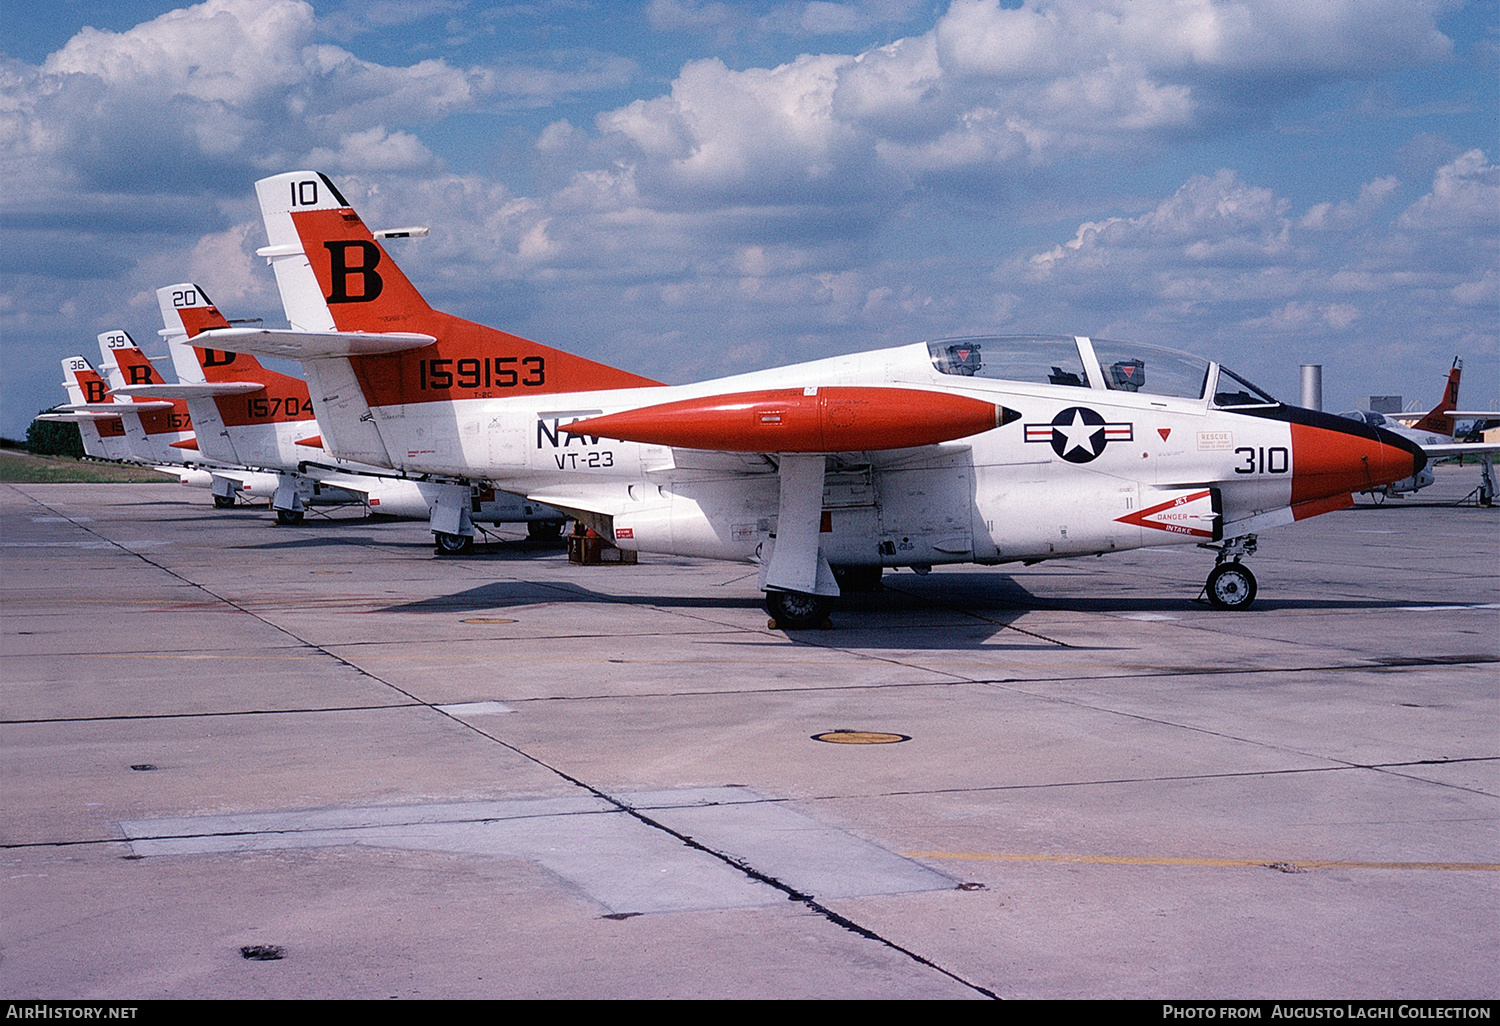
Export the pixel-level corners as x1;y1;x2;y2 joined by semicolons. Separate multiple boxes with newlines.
1338;410;1394;428
927;335;1278;407
928;336;1097;389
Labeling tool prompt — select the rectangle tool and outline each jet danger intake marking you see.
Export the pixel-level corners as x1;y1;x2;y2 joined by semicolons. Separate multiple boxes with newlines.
1025;407;1134;463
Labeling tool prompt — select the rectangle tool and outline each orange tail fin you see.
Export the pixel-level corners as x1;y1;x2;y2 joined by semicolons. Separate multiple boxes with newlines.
254;171;660;409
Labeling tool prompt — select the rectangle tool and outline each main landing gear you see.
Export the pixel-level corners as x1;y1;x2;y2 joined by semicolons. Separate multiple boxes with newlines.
275;508;304;525
769;565;880;628
1200;534;1257;611
528;519;567;542
434;531;474;555
765;589;834;631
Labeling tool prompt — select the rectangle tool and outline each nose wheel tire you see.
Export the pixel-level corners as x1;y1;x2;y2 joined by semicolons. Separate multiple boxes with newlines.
765;590;834;630
1205;562;1257;611
434;532;475;555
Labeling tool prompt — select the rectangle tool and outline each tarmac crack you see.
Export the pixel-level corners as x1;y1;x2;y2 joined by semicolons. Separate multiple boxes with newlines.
775;757;1500;804
436;715;1002;999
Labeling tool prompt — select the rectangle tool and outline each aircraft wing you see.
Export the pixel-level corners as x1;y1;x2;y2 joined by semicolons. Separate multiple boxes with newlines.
1420;441;1500;458
112;382;263;398
59;401;175;414
302;472;381;495
190;327;436;360
646;443;976;476
1385;410;1498;422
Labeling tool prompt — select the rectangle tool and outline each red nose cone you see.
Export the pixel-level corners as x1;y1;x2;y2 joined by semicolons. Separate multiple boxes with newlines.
1290;421;1423;504
565;387;1014;452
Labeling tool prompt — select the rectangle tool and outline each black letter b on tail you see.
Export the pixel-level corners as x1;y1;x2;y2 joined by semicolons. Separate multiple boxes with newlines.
324;241;384;304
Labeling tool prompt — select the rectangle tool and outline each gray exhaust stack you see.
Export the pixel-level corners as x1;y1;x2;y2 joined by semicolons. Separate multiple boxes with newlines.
1300;364;1323;411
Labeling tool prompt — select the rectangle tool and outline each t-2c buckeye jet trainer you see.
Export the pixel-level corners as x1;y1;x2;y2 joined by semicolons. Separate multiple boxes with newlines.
163;171;1426;627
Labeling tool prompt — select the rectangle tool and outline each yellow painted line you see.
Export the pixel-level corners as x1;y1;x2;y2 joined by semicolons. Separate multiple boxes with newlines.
903;851;1500;872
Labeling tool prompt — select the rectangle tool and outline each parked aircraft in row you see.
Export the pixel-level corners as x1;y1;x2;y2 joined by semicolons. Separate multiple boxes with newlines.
110;317;565;546
1338;359;1500;500
44;331;567;548
148;170;1437;626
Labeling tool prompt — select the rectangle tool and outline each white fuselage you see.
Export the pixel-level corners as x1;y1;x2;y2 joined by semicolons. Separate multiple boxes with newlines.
342;340;1321;568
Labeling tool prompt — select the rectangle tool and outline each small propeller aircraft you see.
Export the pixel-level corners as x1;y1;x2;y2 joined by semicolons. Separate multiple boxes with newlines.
175;171;1426;626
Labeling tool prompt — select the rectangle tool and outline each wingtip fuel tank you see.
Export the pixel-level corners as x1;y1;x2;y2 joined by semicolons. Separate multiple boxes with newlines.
562;387;1018;453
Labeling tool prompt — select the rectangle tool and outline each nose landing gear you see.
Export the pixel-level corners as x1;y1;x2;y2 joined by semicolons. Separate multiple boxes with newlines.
1199;534;1258;611
1205;561;1257;610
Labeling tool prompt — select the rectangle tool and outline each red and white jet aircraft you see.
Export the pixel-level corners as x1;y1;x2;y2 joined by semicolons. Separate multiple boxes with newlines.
1339;359;1500;499
183;171;1425;626
109;297;567;545
50;347;299;502
43;356;145;463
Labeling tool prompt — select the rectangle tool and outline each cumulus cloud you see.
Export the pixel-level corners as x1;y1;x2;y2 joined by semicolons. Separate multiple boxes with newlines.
3;0;637;206
1395;148;1500;233
1008;149;1497;387
1026;170;1297;285
583;0;1461;225
304;125;441;173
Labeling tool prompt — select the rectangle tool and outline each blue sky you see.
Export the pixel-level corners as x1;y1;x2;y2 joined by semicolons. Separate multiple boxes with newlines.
3;0;1496;439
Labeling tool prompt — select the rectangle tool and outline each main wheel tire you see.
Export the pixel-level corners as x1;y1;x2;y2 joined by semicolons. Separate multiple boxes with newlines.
434;531;474;555
1205;562;1257;611
528;519;566;541
765;590;834;630
275;508;304;525
213;494;236;509
831;564;883;592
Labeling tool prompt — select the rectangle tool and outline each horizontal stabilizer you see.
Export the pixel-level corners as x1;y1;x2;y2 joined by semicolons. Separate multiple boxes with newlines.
37;411;121;423
191;327;435;360
112;382;264;398
61;401;175;414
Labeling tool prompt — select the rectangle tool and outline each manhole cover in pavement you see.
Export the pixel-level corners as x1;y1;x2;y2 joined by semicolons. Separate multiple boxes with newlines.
812;731;910;744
